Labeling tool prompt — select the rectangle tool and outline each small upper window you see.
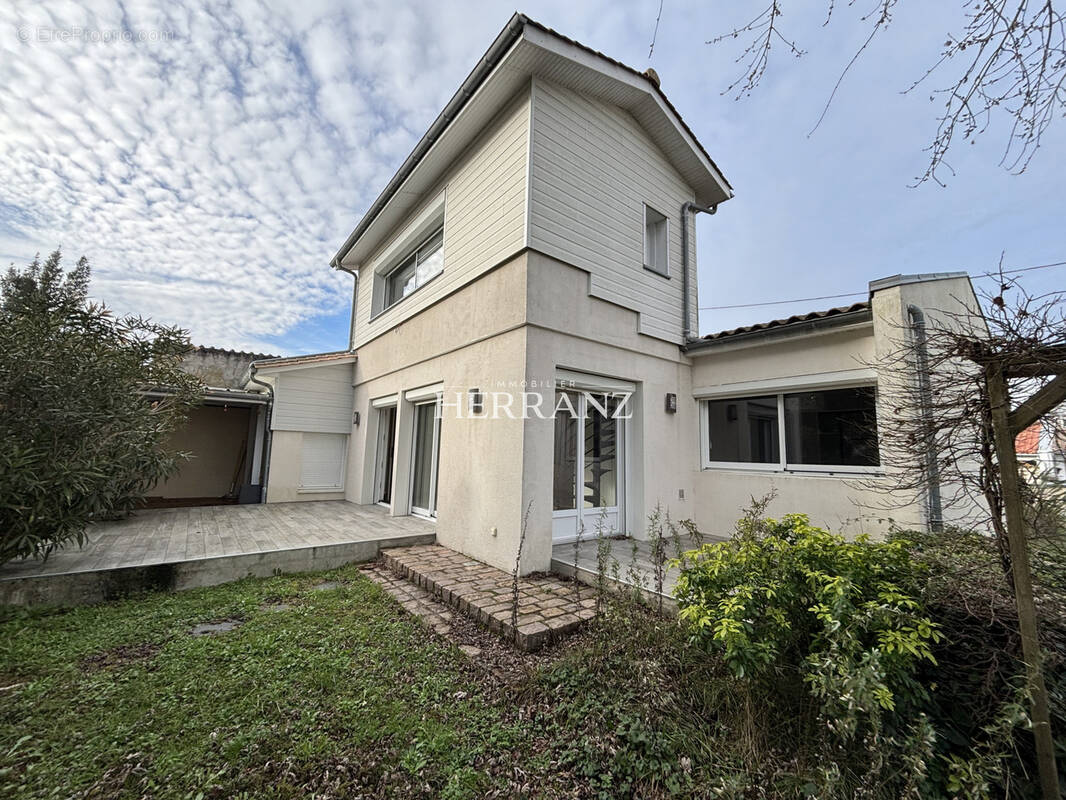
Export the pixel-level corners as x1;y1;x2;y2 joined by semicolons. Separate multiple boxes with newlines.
384;227;444;309
643;205;668;277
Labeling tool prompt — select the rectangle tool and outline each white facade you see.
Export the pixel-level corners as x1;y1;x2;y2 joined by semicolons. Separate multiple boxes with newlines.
254;15;986;573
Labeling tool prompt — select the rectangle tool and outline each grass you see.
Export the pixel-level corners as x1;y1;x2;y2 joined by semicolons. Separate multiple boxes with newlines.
0;566;712;799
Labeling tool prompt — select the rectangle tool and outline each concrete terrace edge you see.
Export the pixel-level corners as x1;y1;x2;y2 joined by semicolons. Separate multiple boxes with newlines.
550;557;680;614
0;532;436;607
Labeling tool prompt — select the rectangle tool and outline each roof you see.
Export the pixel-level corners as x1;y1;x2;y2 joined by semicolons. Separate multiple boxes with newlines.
1016;422;1041;455
191;345;278;360
251;350;357;371
520;16;730;192
688;302;872;350
332;12;732;270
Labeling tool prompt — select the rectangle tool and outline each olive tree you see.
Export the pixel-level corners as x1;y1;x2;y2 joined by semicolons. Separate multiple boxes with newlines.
0;250;202;563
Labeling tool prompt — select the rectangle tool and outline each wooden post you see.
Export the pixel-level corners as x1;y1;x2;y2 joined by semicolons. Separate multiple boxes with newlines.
986;364;1061;800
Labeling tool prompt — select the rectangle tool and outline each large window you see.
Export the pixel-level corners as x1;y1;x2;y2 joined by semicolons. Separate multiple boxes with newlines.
384;227;444;309
702;386;879;472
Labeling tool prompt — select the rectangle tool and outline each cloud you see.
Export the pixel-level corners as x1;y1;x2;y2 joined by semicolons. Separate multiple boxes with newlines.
1;0;1063;353
0;0;502;353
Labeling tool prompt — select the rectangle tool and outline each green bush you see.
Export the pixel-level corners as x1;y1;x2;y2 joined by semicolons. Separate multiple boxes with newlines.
0;250;201;563
674;504;942;794
897;526;1066;797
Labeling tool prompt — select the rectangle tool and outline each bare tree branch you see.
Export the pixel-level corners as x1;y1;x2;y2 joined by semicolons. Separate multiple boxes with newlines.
709;1;1066;185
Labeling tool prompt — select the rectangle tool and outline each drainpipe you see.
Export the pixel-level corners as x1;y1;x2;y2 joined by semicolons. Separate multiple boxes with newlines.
908;304;943;532
680;201;718;341
247;364;274;504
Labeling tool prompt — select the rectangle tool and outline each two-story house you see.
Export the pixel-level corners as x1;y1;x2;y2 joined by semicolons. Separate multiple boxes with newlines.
249;14;985;575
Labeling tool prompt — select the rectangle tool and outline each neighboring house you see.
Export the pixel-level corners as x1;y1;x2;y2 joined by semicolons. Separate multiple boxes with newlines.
1016;417;1066;482
145;346;274;507
249;14;985;574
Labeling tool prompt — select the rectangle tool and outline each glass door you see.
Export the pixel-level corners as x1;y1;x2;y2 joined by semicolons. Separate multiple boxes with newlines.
552;390;624;543
410;400;441;517
373;406;397;505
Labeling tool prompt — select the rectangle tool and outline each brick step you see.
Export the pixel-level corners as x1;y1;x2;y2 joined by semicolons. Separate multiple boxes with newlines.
380;544;595;651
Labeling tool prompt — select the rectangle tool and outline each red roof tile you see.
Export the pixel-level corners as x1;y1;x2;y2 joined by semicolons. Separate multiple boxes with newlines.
1015;422;1041;455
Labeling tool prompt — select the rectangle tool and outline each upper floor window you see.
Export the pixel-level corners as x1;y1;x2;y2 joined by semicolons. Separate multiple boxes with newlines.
643;204;669;277
384;226;444;309
701;386;880;472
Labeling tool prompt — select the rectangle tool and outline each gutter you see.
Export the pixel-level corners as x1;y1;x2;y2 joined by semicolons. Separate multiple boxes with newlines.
680;201;717;341
330;13;528;270
683;307;873;353
247;364;275;504
907;304;943;532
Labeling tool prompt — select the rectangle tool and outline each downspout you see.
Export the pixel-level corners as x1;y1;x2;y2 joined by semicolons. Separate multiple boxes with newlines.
680;202;718;341
908;304;943;532
248;364;274;504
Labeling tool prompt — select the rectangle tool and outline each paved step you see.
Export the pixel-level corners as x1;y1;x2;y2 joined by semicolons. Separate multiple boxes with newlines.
381;544;595;651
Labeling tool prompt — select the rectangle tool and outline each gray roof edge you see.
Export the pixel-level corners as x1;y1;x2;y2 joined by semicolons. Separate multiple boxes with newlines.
684;307;873;354
330;13;528;269
868;272;970;293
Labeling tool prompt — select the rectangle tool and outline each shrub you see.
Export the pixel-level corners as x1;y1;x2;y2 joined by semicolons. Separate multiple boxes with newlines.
896;526;1066;797
674;502;942;794
0;250;201;563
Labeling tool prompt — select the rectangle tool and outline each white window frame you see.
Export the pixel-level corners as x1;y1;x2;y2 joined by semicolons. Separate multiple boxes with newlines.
409;395;442;519
698;381;882;476
642;203;670;278
383;225;444;310
373;404;397;507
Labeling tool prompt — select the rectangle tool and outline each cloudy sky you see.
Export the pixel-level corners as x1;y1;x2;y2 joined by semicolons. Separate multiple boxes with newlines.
2;0;1063;354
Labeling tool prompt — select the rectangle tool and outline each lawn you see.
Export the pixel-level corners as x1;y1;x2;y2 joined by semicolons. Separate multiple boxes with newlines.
0;565;708;799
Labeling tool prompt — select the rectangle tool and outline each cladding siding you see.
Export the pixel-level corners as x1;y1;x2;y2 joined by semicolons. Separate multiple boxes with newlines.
272;363;354;434
352;88;531;348
528;78;696;343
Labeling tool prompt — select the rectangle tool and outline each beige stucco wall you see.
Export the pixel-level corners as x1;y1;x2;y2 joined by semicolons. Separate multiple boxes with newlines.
347;252;531;571
347;249;702;574
687;323;904;537
265;430;347;504
154;405;250;499
687;274;987;538
870;275;988;531
521;250;698;567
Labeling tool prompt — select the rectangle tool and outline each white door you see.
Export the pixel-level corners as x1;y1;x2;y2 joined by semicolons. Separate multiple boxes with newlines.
552;390;625;543
410;400;441;518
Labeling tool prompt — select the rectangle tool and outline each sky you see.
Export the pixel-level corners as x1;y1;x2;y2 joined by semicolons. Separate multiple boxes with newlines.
1;0;1063;355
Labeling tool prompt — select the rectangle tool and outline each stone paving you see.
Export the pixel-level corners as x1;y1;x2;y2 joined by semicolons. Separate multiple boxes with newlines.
380;544;596;651
365;564;458;637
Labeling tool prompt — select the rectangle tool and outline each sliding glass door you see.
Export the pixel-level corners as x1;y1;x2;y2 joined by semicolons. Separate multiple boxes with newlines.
410;400;441;517
552;390;624;542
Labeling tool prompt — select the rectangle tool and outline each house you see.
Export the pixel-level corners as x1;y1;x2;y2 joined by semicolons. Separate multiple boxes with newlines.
249;14;985;575
1016;417;1066;482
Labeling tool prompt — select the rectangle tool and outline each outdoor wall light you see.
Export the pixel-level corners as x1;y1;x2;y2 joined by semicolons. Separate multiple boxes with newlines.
665;392;677;413
469;389;484;415
352;411;360;427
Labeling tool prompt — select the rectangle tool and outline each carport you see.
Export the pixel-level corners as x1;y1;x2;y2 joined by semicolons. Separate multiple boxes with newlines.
145;387;270;507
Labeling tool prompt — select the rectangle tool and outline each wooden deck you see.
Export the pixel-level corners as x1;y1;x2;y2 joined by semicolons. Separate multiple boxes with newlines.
0;502;435;606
